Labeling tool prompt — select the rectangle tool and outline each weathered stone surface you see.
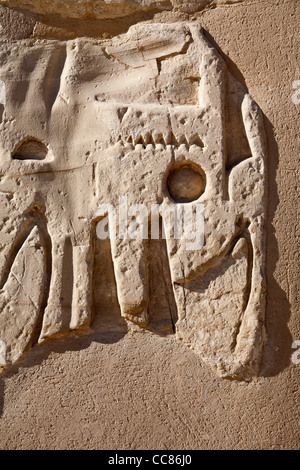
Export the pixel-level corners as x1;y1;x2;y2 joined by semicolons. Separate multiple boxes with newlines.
0;0;299;452
0;22;266;380
0;0;251;19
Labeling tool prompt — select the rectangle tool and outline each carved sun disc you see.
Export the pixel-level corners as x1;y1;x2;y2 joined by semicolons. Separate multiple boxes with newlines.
167;162;206;203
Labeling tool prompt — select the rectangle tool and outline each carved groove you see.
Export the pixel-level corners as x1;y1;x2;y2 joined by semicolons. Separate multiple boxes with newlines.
230;228;253;353
148;219;178;333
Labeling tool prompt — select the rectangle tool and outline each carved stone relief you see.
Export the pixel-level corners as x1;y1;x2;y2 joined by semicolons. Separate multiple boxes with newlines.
0;23;267;379
0;1;253;19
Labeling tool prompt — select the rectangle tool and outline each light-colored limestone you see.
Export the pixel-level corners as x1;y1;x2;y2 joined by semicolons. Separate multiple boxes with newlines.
0;1;253;19
0;22;267;380
0;0;298;452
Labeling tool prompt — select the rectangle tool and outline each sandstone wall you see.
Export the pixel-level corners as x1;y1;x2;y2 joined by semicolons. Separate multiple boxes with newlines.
0;0;299;450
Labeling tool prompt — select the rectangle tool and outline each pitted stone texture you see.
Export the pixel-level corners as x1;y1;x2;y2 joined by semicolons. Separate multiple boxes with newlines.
0;1;252;19
0;23;266;380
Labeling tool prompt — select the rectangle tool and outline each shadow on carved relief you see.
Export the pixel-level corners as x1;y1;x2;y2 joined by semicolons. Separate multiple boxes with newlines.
0;22;289;387
200;29;291;378
258;115;292;378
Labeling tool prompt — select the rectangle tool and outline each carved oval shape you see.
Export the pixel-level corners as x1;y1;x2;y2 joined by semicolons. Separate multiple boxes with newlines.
0;226;46;369
12;138;48;160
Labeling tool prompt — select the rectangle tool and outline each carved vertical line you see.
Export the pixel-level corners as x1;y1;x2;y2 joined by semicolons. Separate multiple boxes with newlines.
160;234;178;333
43;44;67;119
230;228;254;353
30;215;52;346
147;216;178;332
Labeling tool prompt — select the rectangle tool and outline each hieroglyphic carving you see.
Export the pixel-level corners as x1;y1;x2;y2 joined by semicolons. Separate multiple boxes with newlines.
0;24;267;379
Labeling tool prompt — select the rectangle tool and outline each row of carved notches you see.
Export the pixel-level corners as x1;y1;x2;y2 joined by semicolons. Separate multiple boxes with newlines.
116;132;204;149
